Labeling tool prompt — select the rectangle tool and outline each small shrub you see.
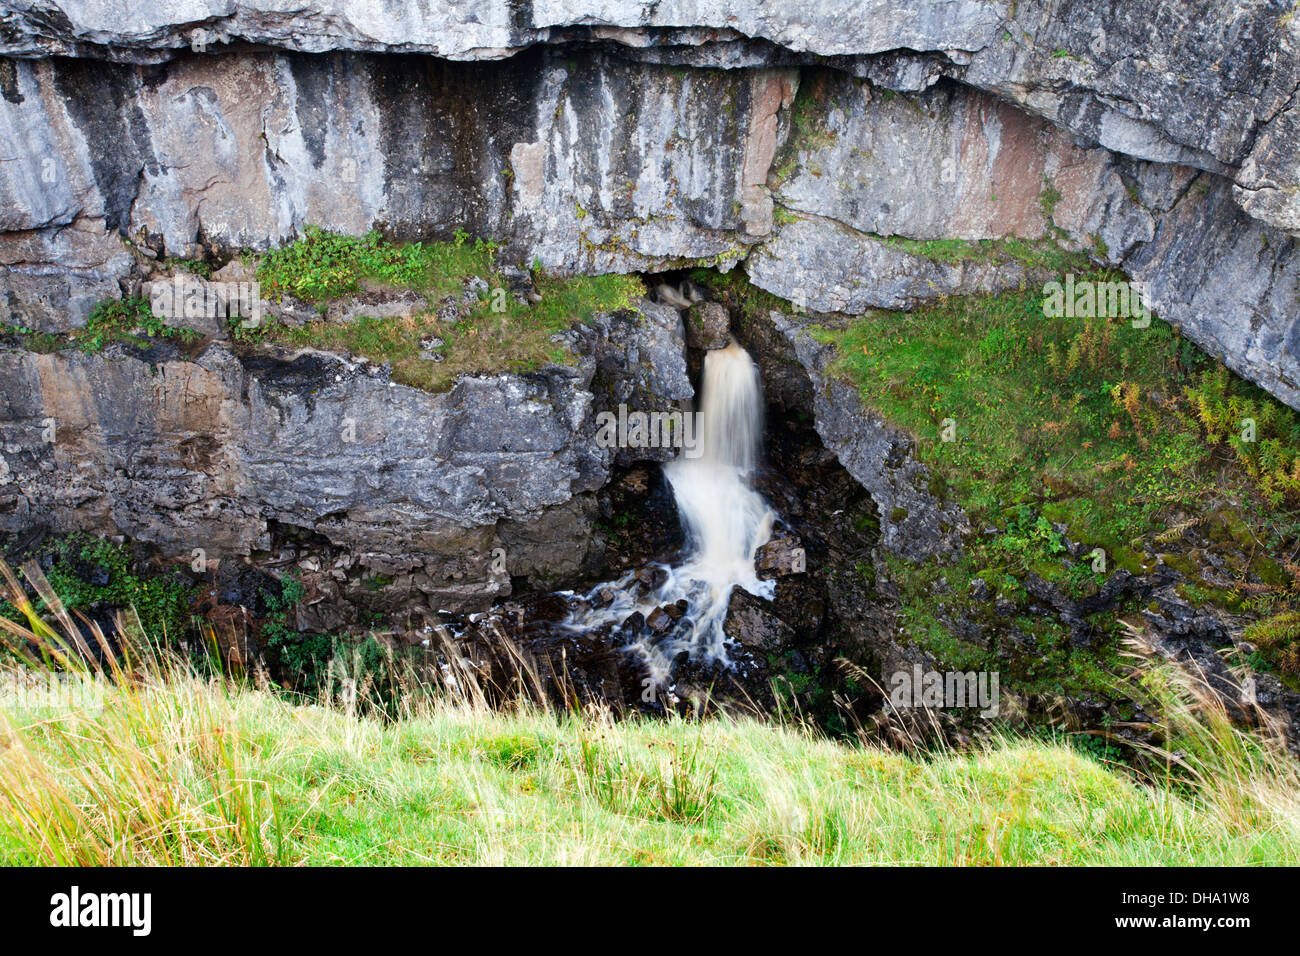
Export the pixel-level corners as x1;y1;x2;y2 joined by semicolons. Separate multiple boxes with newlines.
1245;611;1300;678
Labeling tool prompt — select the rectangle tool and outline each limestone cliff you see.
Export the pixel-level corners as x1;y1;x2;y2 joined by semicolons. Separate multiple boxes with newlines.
3;1;1300;614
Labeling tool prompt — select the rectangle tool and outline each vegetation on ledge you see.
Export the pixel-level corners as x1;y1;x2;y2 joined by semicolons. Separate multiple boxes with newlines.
3;297;202;355
239;226;645;392
872;234;1095;276
810;274;1300;690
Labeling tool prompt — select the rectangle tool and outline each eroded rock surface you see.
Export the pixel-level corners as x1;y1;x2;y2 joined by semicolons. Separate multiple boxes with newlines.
0;295;689;612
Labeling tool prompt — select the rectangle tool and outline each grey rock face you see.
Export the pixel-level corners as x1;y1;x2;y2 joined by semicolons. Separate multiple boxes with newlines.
4;2;1300;236
4;38;1300;407
774;74;1154;259
0;292;690;610
568;297;694;465
751;72;1300;410
0;341;596;607
1125;175;1300;407
748;214;1033;314
0;1;1004;62
8;42;1296;409
0;50;795;331
763;309;969;563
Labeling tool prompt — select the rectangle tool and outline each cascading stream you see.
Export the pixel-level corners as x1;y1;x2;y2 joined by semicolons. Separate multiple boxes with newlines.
564;341;776;681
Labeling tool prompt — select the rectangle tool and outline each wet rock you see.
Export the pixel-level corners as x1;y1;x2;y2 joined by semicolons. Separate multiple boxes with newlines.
646;606;673;633
755;534;806;579
1141;595;1229;644
685;301;731;350
723;587;796;652
215;561;280;616
634;566;668;591
614;611;646;643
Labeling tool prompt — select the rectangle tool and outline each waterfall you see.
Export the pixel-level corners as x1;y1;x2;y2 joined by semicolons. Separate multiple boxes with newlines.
564;340;776;681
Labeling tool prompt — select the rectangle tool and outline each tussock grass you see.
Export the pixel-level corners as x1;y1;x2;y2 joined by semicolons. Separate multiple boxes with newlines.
1;559;1297;866
0;560;289;865
8;688;1293;866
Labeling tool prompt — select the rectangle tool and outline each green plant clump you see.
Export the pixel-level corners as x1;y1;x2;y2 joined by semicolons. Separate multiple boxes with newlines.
0;535;197;643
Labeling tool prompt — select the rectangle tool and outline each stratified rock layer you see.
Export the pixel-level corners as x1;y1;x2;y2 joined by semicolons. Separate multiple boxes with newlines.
3;3;1300;612
0;297;690;610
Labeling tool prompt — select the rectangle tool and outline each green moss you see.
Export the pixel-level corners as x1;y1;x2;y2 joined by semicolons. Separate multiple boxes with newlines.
1244;611;1300;682
160;256;214;280
766;72;839;188
1039;177;1063;222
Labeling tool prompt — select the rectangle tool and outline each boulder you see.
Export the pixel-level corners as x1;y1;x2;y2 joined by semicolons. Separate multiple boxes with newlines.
685;302;731;350
723;588;796;653
755;535;806;579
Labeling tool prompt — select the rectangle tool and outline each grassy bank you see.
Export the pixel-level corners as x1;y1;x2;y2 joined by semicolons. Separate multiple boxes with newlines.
2;667;1297;866
1;560;1296;866
816;278;1300;693
696;262;1300;700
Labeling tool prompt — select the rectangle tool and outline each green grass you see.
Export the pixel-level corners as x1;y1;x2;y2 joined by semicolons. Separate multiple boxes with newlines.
241;227;645;392
1;557;1296;867
255;225;494;303
2;674;1297;866
817;276;1300;564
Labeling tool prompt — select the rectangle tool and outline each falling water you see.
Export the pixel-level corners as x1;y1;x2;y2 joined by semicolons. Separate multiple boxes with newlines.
565;341;776;681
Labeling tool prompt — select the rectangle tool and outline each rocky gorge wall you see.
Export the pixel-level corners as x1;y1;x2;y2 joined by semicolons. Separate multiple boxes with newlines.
3;2;1300;407
0;294;693;619
3;1;1300;620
